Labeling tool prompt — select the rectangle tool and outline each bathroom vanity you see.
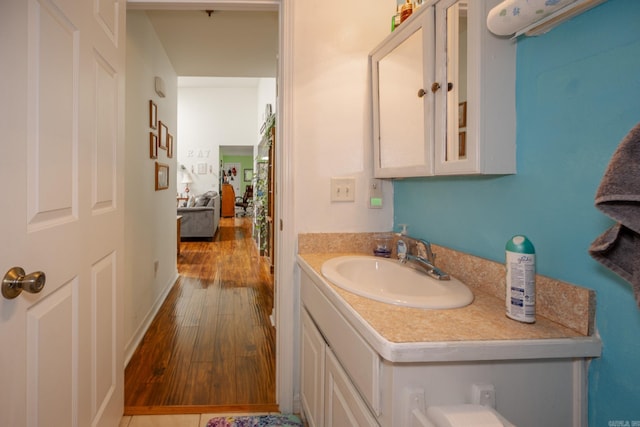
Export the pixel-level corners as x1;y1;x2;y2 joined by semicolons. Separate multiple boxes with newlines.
298;251;601;427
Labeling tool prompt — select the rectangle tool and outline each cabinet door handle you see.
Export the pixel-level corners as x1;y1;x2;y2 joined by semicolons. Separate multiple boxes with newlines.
431;82;441;93
417;88;426;98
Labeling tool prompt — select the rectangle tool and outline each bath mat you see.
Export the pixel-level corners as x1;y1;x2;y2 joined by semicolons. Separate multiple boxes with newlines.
206;414;303;427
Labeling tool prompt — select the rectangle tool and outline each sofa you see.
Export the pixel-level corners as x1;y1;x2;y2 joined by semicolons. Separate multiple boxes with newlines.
177;191;220;240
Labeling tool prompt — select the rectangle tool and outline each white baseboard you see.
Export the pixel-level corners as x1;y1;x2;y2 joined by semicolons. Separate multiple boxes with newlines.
123;271;179;367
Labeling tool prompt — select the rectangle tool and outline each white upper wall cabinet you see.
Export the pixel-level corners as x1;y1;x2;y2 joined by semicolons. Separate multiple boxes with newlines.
372;6;435;178
371;0;516;178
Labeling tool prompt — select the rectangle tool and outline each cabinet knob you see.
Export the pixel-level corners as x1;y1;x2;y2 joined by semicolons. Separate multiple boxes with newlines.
431;82;441;93
417;88;426;98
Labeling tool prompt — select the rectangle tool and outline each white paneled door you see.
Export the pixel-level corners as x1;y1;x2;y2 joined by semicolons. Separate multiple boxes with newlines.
0;0;125;426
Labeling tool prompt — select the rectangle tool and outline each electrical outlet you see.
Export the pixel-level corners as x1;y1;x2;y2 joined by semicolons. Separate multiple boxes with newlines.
330;177;356;202
471;383;496;408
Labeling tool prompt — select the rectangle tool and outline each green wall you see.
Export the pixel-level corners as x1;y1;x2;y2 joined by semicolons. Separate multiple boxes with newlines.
222;154;254;195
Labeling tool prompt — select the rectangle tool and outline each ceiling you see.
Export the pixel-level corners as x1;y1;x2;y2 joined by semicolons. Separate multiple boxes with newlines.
144;9;278;78
139;8;278;157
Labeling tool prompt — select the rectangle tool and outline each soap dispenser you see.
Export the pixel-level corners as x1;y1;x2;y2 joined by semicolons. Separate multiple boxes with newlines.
396;239;407;262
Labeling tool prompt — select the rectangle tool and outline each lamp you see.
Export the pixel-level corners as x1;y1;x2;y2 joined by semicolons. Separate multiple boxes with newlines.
181;174;192;197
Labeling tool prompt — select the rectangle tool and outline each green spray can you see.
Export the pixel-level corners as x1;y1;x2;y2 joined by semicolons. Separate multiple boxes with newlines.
505;235;536;323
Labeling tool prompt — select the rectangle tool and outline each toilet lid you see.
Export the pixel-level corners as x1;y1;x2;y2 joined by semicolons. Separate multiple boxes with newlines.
426;404;513;427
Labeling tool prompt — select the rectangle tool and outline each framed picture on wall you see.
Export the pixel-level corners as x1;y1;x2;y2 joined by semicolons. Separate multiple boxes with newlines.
155;162;169;191
197;163;207;174
149;132;158;159
158;121;168;150
167;133;174;158
149;100;157;129
244;169;253;182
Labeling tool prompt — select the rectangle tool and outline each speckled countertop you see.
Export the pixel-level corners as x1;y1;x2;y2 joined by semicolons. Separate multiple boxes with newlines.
297;244;602;363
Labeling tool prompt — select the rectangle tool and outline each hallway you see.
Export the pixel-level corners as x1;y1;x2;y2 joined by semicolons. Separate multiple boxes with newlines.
124;217;277;415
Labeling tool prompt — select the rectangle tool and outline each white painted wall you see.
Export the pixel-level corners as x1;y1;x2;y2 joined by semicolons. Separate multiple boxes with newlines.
257;78;277;128
124;11;178;360
292;0;395;233
177;78;275;195
281;0;396;412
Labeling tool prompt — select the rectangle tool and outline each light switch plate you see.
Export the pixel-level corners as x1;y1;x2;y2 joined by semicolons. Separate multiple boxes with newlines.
330;177;355;202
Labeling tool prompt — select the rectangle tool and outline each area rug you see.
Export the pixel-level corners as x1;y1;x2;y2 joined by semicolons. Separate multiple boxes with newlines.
206;414;303;427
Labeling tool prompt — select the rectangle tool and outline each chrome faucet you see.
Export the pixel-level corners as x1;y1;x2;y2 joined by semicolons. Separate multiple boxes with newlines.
396;235;450;280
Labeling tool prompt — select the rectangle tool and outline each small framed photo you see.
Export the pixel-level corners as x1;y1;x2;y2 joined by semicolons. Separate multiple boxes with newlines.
149;100;157;129
244;168;253;182
155;162;169;191
167;133;174;158
158;121;168;150
458;101;467;128
197;162;207;174
458;131;466;157
149;132;158;159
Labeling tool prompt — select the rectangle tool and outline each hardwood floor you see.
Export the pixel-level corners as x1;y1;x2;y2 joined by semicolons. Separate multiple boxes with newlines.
124;217;277;415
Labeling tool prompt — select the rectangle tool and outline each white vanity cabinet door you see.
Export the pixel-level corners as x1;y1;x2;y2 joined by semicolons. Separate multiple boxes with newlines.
325;347;380;427
301;309;325;427
301;271;381;415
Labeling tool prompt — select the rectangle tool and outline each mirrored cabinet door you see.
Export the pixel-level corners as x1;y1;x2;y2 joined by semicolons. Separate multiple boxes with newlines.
372;6;435;178
446;0;467;163
434;0;475;173
434;0;516;175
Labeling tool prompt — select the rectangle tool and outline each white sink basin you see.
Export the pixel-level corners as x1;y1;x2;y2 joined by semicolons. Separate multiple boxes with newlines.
321;256;474;309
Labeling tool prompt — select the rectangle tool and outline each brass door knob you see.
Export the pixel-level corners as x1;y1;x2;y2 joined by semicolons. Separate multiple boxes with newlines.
2;267;46;299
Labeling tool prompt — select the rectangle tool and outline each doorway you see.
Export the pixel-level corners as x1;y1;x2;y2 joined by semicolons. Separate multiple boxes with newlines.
221;145;254;197
125;3;284;414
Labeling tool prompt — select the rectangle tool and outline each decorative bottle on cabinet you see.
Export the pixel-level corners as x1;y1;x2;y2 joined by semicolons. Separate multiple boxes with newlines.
400;0;413;23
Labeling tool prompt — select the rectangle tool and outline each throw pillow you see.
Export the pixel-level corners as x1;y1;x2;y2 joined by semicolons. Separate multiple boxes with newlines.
195;196;210;207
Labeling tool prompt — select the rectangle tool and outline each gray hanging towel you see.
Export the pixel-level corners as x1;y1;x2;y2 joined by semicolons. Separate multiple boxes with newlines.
589;122;640;307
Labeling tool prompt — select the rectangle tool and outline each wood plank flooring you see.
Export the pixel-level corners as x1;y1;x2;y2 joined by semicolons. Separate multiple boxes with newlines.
124;217;277;415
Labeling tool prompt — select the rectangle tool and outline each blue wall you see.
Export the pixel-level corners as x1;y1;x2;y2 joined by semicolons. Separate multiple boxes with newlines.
393;0;640;424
